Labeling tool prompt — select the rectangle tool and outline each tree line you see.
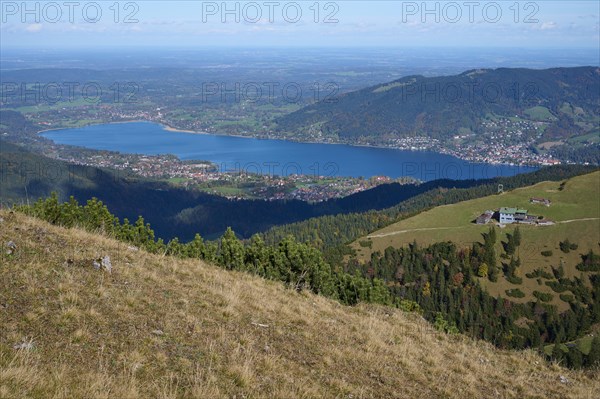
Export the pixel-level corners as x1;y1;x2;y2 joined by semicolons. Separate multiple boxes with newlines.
262;165;598;261
15;191;600;369
16;193;396;308
348;227;600;369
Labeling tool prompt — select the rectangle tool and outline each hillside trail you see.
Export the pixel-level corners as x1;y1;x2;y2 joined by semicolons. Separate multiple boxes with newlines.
557;218;600;224
367;226;467;238
367;218;600;239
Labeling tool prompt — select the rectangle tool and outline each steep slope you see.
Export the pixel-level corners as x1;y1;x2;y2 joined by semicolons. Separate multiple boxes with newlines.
1;210;599;398
276;67;599;141
351;171;600;310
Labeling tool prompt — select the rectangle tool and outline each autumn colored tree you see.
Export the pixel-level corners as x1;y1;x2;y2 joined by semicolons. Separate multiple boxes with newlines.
478;263;489;278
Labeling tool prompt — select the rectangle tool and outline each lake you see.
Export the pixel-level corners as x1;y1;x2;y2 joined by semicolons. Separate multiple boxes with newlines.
42;122;537;181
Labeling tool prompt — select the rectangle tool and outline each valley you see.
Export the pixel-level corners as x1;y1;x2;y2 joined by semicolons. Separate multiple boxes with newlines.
1;19;599;396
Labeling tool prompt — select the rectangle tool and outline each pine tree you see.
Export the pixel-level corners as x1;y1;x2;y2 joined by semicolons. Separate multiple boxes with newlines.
507;256;518;277
219;227;245;270
368;278;392;305
41;191;61;224
488;227;497;245
505;239;515;256
165;237;183;256
60;196;81;227
187;234;207;259
117;218;135;243
566;347;583;369
245;234;269;275
513;227;521;247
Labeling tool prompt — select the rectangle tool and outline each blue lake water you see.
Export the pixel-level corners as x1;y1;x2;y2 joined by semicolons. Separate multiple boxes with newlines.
42;122;537;181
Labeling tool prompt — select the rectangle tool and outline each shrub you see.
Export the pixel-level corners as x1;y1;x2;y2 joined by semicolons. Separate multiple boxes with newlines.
559;240;572;253
533;291;554;302
552;265;565;279
541;250;553;257
478;263;488;278
526;268;553;279
545;280;568;293
397;299;423;314
359;240;373;248
559;240;579;253
433;312;459;334
506;275;523;285
559;293;575;303
576;250;600;272
576;263;600;272
505;288;526;298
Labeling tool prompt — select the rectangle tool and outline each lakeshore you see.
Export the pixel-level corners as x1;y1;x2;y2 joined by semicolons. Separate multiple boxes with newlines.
40;121;539;181
42;118;551;168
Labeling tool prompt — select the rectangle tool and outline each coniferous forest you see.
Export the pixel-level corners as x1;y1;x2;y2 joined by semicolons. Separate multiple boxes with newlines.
15;167;600;369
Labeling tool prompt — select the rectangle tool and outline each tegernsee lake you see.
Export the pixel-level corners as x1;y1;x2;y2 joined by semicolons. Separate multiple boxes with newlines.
42;122;538;181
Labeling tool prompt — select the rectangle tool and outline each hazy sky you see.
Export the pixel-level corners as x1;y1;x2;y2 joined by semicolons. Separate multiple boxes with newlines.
1;1;599;49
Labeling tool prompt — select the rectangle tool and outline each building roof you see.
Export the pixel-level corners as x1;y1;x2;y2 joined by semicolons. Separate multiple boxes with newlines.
499;207;528;214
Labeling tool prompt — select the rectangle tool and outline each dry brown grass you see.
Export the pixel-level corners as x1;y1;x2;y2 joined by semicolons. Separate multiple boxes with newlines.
1;210;599;398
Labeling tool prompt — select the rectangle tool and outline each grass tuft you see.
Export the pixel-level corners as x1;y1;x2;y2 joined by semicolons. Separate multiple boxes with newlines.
1;210;599;398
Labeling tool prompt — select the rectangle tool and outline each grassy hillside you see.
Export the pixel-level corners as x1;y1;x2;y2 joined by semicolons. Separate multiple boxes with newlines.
545;333;598;357
1;211;599;398
352;171;600;311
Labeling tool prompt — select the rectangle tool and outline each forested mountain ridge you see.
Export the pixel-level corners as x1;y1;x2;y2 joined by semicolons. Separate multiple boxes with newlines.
276;66;600;142
261;164;598;252
0;140;497;240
